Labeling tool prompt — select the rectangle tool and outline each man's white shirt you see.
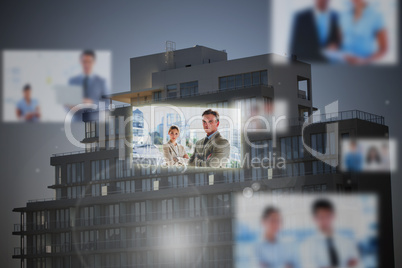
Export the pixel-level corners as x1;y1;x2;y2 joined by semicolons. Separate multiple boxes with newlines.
300;232;361;268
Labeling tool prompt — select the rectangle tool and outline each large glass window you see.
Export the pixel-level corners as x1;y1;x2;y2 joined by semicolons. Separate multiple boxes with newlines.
85;121;96;138
55;165;61;185
91;160;110;181
280;136;304;160
302;184;327;193
235;74;243;88
207;101;228;109
152;91;162;101
219;77;227;90
67;162;84;183
252;71;260;86
227;75;235;89
243;73;252;87
311;133;335;156
180;81;198;97
261;70;268;85
219;70;267;90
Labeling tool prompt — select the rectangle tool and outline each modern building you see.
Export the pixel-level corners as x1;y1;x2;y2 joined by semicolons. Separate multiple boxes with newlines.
12;45;394;268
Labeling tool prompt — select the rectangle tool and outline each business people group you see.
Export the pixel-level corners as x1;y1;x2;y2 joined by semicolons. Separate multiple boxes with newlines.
257;199;361;268
163;109;230;168
290;0;387;64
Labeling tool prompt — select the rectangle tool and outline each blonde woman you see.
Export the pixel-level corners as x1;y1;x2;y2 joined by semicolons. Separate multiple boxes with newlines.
163;125;189;166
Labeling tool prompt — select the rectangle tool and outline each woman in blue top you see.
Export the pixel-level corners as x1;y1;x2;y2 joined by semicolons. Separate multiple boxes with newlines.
341;0;388;64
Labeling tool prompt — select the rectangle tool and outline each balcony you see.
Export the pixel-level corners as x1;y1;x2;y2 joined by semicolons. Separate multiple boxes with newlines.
130;84;273;105
52;146;118;157
288;110;385;126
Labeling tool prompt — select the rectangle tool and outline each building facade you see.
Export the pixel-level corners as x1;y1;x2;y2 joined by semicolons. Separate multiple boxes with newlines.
12;46;394;268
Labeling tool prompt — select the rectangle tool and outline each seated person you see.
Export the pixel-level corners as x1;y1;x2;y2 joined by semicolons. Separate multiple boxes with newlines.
163;125;189;166
16;84;40;122
189;109;230;168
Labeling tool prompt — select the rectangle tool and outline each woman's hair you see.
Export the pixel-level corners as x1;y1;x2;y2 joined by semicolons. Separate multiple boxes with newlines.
168;125;180;133
366;146;381;164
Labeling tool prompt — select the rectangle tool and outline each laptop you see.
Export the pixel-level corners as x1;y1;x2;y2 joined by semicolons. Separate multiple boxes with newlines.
53;84;83;106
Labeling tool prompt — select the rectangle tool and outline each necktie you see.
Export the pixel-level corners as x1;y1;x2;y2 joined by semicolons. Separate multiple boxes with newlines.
203;137;209;146
318;13;328;45
327;237;339;267
83;76;89;98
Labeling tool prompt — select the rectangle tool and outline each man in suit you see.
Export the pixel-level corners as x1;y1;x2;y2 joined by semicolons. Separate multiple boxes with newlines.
68;50;109;121
189;109;230;168
290;0;341;62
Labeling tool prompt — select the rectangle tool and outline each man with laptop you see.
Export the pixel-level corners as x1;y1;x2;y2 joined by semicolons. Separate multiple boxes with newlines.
68;50;109;105
60;50;109;121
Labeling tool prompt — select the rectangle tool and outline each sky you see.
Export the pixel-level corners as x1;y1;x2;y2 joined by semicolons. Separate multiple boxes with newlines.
0;0;401;267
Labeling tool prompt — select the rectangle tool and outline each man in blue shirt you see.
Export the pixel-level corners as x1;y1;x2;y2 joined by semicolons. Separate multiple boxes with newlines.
16;84;40;122
344;140;363;172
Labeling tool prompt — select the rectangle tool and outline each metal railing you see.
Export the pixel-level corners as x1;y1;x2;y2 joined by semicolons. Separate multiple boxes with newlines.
288;110;384;126
52;147;118;157
12;231;233;256
27;197;55;203
132;84;273;105
298;93;307;99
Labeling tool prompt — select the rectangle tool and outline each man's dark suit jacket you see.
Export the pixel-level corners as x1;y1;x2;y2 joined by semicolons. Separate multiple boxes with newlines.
290;8;340;62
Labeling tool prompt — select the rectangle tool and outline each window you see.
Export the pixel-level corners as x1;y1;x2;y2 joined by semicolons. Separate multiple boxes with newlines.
106;204;119;224
219;77;227;90
311;132;336;156
195;173;207;186
85;121;96;138
312;161;336;174
252;71;260;85
153;91;162;101
235;97;257;118
161;199;173;220
227;75;235;89
263;97;273;114
180;81;198;97
55;165;62;185
261;70;268;85
302;184;327;193
298;76;310;100
244;73;251;87
56;209;70;228
251;140;273;162
280;136;304;162
115;159;124;178
235;74;243;88
67;162;84;183
166;84;177;99
91;160;110;181
219;70;267;90
272;187;295;196
115;117;120;135
188;196;201;218
142;179;151;192
207;101;228;109
130;201;146;222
